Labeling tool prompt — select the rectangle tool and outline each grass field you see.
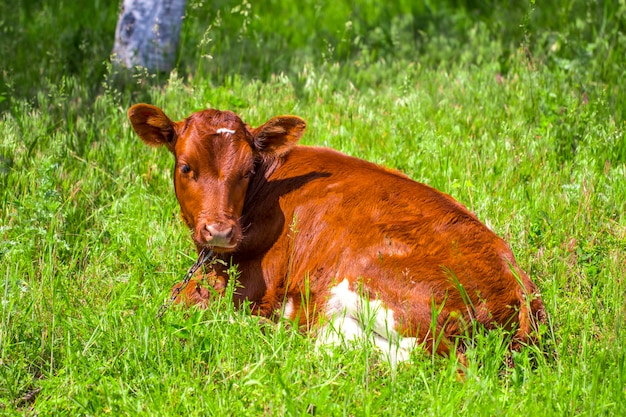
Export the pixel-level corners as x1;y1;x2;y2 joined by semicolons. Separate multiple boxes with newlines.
1;0;625;415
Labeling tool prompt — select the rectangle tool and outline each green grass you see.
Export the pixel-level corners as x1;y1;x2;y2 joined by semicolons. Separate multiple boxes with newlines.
1;0;626;415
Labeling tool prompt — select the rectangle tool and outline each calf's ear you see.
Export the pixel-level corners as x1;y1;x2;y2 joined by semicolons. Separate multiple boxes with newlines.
128;104;178;152
251;115;306;157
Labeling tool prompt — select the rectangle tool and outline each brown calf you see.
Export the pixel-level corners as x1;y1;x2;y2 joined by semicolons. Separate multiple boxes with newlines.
129;104;546;362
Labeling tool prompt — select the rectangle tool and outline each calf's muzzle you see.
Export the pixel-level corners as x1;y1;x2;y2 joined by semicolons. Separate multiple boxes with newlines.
199;221;236;249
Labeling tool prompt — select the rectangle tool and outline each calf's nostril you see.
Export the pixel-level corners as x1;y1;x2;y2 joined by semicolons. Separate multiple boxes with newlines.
205;223;234;241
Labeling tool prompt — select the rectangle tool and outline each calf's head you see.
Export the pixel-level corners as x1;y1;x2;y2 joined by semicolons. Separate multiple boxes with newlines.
128;104;306;252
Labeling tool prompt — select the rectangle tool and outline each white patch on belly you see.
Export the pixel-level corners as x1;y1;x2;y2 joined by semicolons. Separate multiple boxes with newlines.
281;297;295;320
216;127;235;135
317;279;417;365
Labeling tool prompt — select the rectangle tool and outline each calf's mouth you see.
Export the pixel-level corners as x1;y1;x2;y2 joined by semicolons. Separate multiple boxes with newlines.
193;219;240;252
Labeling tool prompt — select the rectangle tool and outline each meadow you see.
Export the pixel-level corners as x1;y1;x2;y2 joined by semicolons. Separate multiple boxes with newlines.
1;0;625;415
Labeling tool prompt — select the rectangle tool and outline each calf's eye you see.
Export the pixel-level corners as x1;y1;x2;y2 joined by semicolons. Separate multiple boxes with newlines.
180;164;192;174
243;168;255;179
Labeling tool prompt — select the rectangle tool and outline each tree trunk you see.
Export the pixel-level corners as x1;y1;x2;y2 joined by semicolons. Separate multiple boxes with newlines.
112;0;187;72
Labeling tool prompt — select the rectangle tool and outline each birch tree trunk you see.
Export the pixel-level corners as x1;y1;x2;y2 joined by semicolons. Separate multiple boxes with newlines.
112;0;187;72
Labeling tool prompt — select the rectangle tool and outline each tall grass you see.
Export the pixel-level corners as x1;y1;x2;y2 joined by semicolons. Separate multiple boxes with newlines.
1;0;625;415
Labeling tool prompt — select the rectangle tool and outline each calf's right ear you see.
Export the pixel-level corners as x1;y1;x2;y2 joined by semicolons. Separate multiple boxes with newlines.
128;104;178;152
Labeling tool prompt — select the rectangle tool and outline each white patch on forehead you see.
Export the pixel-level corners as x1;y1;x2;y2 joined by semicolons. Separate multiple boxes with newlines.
317;279;417;366
216;127;236;135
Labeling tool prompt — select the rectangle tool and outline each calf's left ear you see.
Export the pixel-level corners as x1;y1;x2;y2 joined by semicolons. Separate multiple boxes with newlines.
251;115;306;157
128;104;179;152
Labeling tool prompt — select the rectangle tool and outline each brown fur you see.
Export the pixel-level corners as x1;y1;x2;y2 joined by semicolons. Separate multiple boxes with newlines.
129;104;546;356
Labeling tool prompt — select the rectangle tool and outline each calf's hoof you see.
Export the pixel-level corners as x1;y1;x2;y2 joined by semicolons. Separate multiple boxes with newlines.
172;279;211;309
